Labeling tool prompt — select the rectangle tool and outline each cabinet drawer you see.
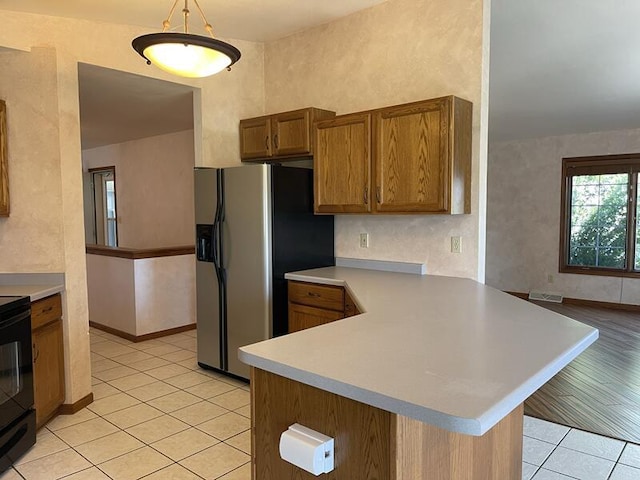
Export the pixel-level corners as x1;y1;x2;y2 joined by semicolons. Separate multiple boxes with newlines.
31;294;62;330
288;281;344;311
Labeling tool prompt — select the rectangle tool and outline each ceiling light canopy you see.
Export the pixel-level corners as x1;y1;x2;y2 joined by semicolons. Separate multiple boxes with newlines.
132;0;241;78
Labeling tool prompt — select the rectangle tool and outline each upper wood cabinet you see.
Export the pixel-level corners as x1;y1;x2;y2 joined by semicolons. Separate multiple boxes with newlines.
315;114;372;214
314;96;472;215
240;107;335;161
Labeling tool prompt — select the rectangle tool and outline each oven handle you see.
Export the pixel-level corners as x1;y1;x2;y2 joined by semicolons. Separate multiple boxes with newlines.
0;309;30;329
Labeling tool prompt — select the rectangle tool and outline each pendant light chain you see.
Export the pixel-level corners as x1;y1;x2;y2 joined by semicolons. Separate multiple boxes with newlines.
192;0;215;38
161;0;213;37
183;0;190;34
161;0;180;32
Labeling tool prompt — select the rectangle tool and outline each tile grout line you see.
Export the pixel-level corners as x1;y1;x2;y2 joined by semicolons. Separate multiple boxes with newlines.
12;330;249;479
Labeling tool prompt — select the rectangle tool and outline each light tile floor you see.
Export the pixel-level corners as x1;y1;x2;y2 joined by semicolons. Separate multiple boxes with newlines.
2;328;251;480
523;416;640;479
2;328;640;479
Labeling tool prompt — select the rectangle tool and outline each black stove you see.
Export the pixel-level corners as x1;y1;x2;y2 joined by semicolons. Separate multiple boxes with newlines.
0;297;29;315
0;295;35;473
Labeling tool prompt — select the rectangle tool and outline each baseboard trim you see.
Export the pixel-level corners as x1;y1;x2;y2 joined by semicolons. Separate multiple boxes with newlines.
89;321;196;343
59;393;94;415
505;291;640;312
505;291;529;300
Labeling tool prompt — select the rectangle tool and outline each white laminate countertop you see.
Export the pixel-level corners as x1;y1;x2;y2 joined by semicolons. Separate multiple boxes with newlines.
239;267;598;436
0;285;64;302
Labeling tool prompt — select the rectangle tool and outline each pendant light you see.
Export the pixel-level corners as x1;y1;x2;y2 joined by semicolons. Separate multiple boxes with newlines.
132;0;241;78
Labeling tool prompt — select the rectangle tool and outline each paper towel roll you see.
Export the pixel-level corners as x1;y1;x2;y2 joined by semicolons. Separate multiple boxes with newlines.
279;424;334;475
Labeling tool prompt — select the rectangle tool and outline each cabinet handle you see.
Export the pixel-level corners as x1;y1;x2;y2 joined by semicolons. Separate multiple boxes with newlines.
265;136;269;150
273;134;279;149
307;292;321;298
376;186;381;204
33;343;39;363
364;186;369;205
42;306;53;313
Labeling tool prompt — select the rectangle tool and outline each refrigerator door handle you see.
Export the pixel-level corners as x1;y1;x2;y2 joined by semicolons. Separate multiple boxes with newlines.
212;170;224;272
212;219;220;271
215;169;228;371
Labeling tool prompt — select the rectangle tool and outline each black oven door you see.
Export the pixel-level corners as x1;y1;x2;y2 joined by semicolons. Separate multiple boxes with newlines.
0;302;33;432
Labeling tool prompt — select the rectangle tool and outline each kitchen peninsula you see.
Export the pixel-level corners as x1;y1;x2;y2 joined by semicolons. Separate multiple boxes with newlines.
239;267;598;479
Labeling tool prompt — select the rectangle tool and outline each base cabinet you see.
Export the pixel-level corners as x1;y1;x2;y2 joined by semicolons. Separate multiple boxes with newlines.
31;294;65;428
287;281;360;333
251;368;523;480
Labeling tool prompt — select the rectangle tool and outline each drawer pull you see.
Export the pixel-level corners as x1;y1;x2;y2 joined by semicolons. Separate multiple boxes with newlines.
307;292;321;298
42;306;53;313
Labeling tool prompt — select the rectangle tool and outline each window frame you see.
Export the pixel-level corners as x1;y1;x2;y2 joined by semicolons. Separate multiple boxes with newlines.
560;153;640;278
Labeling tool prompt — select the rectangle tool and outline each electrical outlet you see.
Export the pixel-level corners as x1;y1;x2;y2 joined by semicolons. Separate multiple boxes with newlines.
547;274;554;284
359;233;369;248
451;236;462;253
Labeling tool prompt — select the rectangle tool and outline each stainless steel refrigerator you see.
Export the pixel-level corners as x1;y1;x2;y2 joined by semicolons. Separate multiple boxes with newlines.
195;164;334;380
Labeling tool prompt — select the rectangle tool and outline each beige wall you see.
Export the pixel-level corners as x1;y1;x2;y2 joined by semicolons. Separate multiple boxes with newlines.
264;0;491;280
486;127;640;305
0;10;265;404
83;130;196;249
0;48;65;272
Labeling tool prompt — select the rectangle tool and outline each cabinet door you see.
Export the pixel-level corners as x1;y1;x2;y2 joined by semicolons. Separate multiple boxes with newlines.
240;116;272;160
288;303;344;333
33;319;65;428
271;110;312;157
314;114;372;214
374;98;450;213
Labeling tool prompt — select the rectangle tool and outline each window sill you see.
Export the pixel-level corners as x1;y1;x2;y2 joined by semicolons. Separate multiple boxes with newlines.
559;266;640;279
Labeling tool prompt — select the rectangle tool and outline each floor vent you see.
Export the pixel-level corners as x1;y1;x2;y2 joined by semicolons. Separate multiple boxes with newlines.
528;291;564;303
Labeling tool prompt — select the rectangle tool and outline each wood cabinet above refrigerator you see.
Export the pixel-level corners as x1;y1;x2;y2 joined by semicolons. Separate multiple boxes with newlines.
314;96;472;215
240;107;335;162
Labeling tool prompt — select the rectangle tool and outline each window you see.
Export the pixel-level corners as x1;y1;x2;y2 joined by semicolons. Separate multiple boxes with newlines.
560;154;640;277
87;166;118;247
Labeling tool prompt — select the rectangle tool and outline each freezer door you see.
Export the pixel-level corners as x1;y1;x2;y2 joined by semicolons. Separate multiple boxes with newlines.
194;168;221;370
222;164;272;379
271;165;335;336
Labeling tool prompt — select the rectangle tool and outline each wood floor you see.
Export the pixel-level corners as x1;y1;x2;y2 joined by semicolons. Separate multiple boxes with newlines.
524;301;640;444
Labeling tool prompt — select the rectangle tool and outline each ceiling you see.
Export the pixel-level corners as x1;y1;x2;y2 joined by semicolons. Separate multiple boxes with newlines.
0;0;387;43
490;0;640;142
78;64;194;150
12;0;386;149
5;0;640;146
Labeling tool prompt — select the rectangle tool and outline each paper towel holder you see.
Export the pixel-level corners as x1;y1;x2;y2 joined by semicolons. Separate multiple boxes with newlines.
279;423;334;475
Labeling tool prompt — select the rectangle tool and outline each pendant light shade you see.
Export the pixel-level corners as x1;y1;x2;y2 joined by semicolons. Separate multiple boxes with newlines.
132;0;241;78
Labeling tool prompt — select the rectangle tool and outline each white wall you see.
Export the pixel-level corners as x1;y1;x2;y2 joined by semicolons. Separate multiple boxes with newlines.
134;255;195;336
264;0;491;281
83;130;195;249
85;254;136;334
486;127;640;305
86;254;195;336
